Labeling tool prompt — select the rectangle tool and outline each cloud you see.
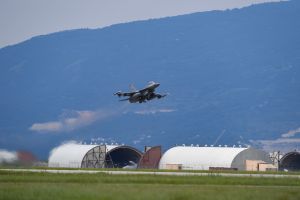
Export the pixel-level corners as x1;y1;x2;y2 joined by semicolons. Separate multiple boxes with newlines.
251;138;300;153
134;108;176;115
281;127;300;138
30;122;63;132
255;138;300;145
132;134;152;145
29;109;114;133
29;106;174;133
0;149;17;163
91;137;118;144
250;127;300;152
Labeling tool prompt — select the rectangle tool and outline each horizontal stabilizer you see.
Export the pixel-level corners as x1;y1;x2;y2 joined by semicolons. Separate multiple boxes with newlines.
114;91;123;97
156;93;167;99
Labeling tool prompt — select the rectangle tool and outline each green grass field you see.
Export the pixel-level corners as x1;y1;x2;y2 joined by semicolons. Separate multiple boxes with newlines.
1;170;300;200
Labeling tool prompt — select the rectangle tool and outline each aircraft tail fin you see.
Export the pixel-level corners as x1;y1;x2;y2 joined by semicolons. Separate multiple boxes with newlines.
129;84;137;92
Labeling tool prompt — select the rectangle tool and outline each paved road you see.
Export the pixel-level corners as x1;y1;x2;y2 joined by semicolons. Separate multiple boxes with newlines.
1;168;300;178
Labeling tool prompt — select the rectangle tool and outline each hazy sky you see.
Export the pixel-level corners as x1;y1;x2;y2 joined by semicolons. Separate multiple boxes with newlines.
0;0;282;48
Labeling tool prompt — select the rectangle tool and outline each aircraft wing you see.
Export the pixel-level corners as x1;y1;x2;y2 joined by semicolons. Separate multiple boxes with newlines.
139;87;154;94
119;98;130;101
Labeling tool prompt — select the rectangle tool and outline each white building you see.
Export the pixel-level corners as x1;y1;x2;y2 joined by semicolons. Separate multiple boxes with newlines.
159;146;272;170
48;142;142;168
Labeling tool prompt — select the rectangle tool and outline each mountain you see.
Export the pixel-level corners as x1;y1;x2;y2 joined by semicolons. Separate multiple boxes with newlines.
1;0;300;159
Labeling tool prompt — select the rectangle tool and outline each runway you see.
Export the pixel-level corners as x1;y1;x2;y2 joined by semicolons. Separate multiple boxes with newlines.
1;168;300;179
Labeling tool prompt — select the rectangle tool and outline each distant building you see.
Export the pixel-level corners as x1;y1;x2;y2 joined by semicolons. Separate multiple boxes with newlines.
17;151;36;165
48;143;142;168
159;146;272;171
138;146;162;169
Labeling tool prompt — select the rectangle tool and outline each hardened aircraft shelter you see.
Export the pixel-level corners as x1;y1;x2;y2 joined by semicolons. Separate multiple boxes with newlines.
280;151;300;171
159;146;272;170
48;142;142;168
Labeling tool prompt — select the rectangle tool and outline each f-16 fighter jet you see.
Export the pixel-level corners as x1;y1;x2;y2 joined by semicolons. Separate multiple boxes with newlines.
114;81;166;103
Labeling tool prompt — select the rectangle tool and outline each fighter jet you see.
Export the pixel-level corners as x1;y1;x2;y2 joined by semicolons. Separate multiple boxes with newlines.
114;81;166;103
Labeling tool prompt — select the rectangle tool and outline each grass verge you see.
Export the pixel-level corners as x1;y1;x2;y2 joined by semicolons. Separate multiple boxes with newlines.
1;171;300;200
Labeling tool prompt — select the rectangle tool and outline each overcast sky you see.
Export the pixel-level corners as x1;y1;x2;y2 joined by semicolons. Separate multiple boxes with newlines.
0;0;282;48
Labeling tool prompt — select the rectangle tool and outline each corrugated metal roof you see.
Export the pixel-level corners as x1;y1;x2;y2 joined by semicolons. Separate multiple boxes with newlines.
159;146;247;170
48;143;118;168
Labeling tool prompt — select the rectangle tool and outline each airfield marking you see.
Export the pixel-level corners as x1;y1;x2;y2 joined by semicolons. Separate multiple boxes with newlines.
1;168;300;179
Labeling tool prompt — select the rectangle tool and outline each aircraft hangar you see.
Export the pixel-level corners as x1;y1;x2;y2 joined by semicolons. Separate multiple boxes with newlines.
48;142;142;168
158;146;273;171
48;143;276;171
279;151;300;171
